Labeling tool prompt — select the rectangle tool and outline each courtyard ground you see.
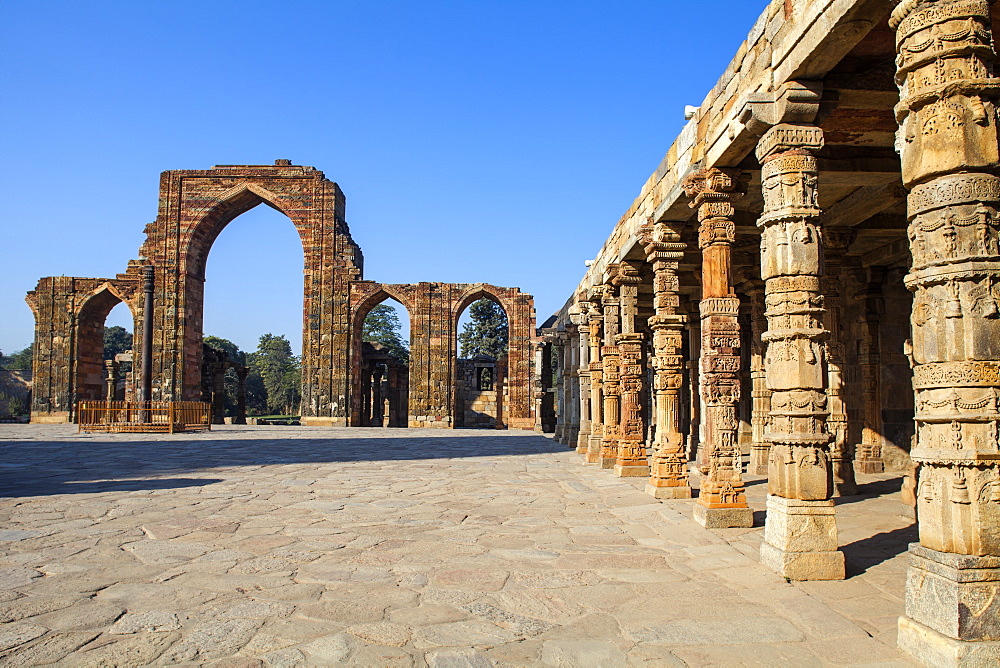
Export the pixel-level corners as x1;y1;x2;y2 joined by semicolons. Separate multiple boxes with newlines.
0;425;916;666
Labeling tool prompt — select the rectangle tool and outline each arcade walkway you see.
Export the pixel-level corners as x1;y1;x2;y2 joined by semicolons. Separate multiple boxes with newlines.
0;426;914;666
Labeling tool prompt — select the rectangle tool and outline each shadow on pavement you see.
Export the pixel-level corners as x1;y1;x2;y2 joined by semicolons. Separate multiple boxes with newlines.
0;433;564;498
841;523;918;576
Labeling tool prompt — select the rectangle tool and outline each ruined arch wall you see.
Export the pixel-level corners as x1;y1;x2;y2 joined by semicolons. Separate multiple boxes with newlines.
26;277;140;422
129;163;362;425
348;281;536;429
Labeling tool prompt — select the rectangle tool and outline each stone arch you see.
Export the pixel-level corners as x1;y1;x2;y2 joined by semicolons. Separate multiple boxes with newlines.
348;284;414;425
452;283;535;429
74;284;138;407
127;163;361;424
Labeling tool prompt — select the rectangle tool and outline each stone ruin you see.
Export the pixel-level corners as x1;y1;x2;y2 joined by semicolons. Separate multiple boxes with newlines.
26;162;536;430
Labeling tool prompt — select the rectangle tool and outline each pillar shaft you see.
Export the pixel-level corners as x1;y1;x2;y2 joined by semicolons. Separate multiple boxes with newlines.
825;230;858;495
600;288;620;469
682;168;752;528
586;301;605;463
892;1;1000;661
755;123;844;580
856;274;886;474
644;222;692;498
574;308;592;454
749;285;772;474
613;262;649;477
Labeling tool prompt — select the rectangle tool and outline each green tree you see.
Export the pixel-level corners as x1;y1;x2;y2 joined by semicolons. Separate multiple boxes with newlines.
362;303;409;364
248;333;300;415
458;299;508;359
0;346;33;371
104;325;133;374
204;335;251;417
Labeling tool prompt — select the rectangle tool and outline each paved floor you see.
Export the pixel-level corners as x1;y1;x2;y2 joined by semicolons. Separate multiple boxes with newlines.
0;425;917;666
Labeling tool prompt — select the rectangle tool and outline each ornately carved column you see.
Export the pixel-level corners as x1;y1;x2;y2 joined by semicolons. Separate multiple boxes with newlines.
600;283;621;469
643;222;692;498
892;1;1000;662
614;261;650;477
565;322;580;447
586;296;605;463
748;284;772;474
574;305;592;454
553;333;568;443
683;168;752;527
756;124;844;580
855;271;887;474
825;230;858;496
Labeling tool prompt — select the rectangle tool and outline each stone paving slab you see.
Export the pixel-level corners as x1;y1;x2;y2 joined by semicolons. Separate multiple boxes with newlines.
0;425;916;666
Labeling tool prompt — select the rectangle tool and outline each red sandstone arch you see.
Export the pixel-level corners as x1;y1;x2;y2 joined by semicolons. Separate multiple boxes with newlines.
348;284;415;425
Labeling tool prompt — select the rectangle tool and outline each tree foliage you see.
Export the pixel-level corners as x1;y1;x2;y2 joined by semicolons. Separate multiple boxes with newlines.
103;325;133;374
204;335;265;417
362;303;409;364
0;347;32;371
458;299;508;359
248;333;301;415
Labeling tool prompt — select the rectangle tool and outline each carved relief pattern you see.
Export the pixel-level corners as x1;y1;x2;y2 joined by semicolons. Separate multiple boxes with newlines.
600;290;621;466
682;168;749;508
749;284;773;475
643;222;690;492
613;262;647;471
893;0;1000;556
756;125;833;501
823;232;858;494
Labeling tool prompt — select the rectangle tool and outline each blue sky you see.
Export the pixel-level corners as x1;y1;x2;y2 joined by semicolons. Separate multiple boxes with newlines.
1;0;770;355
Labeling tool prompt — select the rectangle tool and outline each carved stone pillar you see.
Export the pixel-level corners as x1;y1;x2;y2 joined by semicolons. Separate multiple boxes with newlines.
756;124;844;580
586;297;605;463
565;323;580;447
683;168;752;527
892;1;1000;662
644;223;692;498
371;364;384;426
855;271;887;474
748;285;772;474
600;284;621;469
554;334;567;442
574;306;592;454
825;230;858;496
613;262;649;477
686;305;701;462
104;360;118;401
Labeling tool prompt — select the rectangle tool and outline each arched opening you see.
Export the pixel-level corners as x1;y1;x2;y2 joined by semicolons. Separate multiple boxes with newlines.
201;202;304;422
352;295;411;427
75;288;136;412
454;294;509;429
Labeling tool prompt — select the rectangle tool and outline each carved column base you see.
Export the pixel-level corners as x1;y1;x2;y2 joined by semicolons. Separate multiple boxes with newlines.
856;458;885;474
647;482;692;499
693;503;752;529
614;463;650;478
832;459;858;497
585;434;603;464
897;545;1000;667
566;423;580;449
576;431;590;455
600;439;617;469
760;495;845;580
554;424;565;443
750;443;770;475
646;446;692;499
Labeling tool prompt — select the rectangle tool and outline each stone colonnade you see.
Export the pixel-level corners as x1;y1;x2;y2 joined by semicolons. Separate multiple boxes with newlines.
545;2;1000;661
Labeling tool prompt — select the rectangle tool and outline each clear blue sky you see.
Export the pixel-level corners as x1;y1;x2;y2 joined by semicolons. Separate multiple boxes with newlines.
1;0;769;356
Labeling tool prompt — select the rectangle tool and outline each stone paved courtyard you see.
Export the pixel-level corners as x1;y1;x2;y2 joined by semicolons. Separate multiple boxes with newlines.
0;426;917;666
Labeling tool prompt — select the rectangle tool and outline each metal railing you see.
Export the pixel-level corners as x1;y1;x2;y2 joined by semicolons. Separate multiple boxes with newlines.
77;401;212;433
